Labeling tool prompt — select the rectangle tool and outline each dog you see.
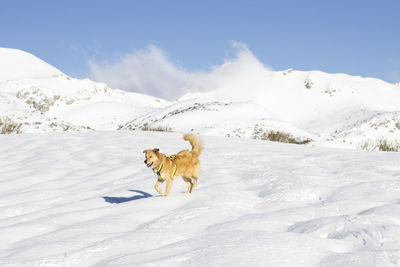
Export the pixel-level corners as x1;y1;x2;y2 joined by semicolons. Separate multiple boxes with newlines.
143;134;202;197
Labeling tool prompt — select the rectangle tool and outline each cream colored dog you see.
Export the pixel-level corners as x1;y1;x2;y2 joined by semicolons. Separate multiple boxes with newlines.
143;134;202;197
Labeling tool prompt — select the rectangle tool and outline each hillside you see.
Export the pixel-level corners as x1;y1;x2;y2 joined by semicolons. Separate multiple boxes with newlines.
0;48;168;132
121;68;400;151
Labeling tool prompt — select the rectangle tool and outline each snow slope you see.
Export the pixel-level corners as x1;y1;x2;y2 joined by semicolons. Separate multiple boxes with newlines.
0;48;61;82
1;131;400;266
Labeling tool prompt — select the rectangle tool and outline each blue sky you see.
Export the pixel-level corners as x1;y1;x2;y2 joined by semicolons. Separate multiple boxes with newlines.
1;0;400;83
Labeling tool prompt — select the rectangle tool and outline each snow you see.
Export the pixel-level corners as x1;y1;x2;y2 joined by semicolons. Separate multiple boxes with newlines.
1;131;400;266
0;48;61;82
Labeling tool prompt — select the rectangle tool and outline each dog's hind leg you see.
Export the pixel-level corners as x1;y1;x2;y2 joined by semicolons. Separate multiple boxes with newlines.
191;177;198;192
182;176;193;193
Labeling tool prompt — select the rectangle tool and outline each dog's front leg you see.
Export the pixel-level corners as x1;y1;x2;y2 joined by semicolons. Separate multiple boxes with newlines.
154;179;164;194
163;179;172;197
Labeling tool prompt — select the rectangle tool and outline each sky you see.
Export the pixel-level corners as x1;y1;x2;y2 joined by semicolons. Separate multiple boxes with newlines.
1;0;400;92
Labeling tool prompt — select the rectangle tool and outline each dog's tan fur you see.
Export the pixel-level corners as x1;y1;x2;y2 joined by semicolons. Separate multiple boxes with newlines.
143;134;202;197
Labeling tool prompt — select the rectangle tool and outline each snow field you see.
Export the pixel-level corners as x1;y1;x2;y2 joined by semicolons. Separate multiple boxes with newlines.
1;131;400;266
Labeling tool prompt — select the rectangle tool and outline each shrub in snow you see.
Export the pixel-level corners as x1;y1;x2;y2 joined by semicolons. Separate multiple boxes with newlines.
359;138;400;152
377;139;400;152
253;126;311;145
0;117;22;134
140;124;173;132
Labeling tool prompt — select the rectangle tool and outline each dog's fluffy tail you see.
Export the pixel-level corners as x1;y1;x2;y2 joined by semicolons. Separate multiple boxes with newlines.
184;134;202;157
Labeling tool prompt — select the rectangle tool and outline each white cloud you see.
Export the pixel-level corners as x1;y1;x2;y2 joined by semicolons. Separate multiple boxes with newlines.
88;43;273;100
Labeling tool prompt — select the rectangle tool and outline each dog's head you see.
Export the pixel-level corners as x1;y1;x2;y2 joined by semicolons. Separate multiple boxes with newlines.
143;148;160;168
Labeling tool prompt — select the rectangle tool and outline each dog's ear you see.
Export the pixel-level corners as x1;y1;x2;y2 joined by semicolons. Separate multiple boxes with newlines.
143;150;147;154
153;148;159;153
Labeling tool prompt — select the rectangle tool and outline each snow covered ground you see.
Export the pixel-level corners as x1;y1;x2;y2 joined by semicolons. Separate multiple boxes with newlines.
1;131;400;266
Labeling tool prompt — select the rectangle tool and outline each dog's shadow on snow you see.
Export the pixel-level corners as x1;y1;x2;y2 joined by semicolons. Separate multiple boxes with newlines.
103;190;153;204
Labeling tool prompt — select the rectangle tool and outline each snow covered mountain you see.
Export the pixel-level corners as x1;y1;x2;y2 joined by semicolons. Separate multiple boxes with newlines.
1;47;400;151
121;67;400;151
0;48;168;133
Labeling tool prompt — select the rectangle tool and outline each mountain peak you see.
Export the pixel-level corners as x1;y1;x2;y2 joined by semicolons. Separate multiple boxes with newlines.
0;47;62;82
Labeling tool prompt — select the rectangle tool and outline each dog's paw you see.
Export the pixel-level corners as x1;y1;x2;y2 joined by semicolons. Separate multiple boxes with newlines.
162;194;168;197
154;188;162;194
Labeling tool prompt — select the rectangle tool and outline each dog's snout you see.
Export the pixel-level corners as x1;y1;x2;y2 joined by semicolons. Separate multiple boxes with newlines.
144;160;147;164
